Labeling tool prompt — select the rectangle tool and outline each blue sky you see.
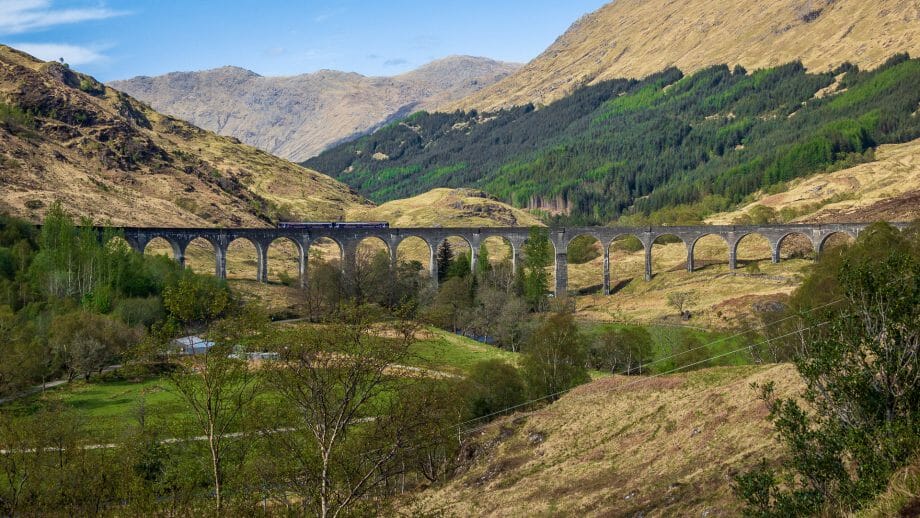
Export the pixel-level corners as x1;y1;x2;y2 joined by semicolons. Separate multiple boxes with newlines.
0;0;609;81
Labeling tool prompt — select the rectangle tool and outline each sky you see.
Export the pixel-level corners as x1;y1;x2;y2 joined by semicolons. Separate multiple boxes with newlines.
0;0;610;82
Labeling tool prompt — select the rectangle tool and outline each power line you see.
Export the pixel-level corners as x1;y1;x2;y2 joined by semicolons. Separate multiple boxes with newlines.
406;357;805;513
405;319;839;513
453;297;843;430
371;319;830;463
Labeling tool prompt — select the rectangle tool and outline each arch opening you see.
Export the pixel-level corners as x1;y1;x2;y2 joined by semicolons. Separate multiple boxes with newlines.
819;232;855;255
143;237;175;259
356;236;390;265
777;233;816;261
649;233;686;280
267;237;303;286
184;237;218;276
567;234;603;295
479;236;515;288
395;236;431;278
734;233;772;272
690;234;729;271
309;237;344;271
301;237;346;318
607;234;645;293
225;237;259;281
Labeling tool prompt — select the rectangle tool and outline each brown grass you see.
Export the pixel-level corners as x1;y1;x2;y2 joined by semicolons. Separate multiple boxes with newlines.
0;44;369;227
408;364;803;517
569;236;811;328
708;139;920;225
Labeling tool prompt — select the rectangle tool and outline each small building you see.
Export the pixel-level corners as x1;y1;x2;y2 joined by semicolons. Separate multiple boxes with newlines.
172;335;216;356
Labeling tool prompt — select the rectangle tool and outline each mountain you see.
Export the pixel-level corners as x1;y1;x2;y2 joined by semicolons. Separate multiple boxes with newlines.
0;45;369;227
305;56;920;223
450;0;920;111
109;56;520;162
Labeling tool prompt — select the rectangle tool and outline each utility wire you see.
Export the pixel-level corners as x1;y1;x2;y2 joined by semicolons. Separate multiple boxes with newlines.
455;296;844;429
424;366;783;514
403;319;837;513
364;319;831;461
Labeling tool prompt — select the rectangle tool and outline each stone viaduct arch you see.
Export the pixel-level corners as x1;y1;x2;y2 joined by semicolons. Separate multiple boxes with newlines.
115;222;902;297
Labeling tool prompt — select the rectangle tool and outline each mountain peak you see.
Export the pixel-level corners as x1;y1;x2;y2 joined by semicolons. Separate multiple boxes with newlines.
108;57;519;162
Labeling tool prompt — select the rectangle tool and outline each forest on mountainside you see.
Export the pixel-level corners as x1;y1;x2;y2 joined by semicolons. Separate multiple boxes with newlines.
305;54;920;224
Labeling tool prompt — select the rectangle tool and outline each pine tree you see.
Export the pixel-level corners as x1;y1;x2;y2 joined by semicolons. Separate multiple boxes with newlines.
436;240;453;282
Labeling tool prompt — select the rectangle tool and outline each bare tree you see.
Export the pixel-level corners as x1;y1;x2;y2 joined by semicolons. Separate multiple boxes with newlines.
167;311;265;513
666;290;698;316
263;304;419;518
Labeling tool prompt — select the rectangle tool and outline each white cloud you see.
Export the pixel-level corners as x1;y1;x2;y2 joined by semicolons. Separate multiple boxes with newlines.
12;42;104;65
0;0;125;35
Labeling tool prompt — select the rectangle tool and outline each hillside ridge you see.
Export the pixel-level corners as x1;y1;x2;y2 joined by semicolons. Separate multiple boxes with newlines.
110;56;520;162
450;0;920;111
0;44;369;227
307;56;920;223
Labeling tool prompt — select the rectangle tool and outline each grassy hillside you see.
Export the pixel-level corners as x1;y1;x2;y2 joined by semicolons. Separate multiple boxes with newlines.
347;188;543;227
452;0;920;111
0;45;369;227
409;364;803;516
708;138;920;224
306;56;920;223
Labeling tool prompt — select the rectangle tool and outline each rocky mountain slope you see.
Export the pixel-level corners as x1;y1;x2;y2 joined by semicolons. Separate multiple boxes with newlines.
451;0;920;111
110;56;519;162
0;45;369;227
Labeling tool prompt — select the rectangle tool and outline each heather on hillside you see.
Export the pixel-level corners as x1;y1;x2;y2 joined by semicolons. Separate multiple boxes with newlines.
306;54;920;224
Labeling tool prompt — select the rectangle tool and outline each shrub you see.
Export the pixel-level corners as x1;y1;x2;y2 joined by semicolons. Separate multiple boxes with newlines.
567;235;601;264
589;325;653;374
733;222;920;515
747;205;778;224
520;312;589;400
113;296;165;327
465;359;527;419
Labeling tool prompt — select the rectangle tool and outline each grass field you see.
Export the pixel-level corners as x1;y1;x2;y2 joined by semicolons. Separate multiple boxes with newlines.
1;326;528;439
407;327;521;375
2;376;189;442
582;322;758;374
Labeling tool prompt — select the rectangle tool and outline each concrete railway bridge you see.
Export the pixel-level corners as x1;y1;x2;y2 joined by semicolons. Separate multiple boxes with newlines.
116;223;904;297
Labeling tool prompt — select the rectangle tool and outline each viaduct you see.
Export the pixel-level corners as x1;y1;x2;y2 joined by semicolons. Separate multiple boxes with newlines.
114;222;904;297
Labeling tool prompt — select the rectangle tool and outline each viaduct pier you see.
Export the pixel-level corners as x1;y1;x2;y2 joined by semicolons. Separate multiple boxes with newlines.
116;223;902;297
